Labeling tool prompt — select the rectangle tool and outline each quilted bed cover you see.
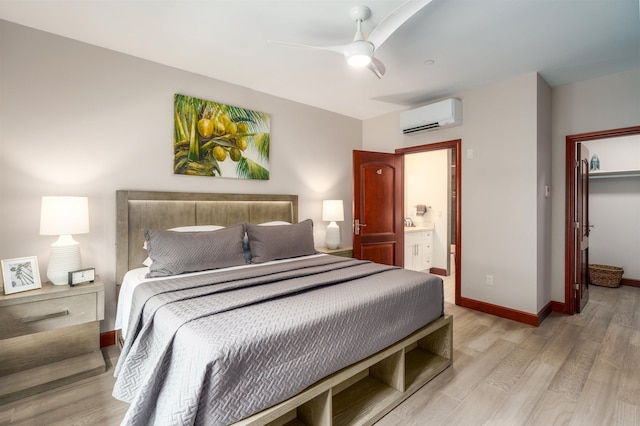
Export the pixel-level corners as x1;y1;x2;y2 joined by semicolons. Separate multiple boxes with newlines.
113;255;443;425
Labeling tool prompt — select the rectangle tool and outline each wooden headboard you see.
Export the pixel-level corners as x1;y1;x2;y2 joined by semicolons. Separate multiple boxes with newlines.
115;190;298;284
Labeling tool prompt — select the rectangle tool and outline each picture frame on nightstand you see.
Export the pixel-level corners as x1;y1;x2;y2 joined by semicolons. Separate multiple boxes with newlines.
1;256;42;295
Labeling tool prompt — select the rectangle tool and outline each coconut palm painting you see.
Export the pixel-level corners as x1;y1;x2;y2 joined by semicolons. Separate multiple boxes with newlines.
174;94;270;179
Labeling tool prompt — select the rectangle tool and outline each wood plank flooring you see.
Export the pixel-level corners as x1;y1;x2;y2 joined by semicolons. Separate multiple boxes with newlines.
1;279;638;426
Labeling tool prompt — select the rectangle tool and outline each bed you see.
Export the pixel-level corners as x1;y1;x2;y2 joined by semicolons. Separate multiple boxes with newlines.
113;190;452;426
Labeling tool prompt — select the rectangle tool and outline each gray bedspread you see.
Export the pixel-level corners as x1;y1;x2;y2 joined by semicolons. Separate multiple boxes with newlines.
113;255;443;426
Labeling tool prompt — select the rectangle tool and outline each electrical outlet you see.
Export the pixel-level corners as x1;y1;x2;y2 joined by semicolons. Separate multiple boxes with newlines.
486;274;494;286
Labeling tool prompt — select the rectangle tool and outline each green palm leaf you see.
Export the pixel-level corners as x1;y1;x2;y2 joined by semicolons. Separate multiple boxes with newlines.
250;133;270;162
237;157;269;180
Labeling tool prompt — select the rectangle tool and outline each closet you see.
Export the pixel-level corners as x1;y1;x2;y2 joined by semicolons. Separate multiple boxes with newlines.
584;134;640;283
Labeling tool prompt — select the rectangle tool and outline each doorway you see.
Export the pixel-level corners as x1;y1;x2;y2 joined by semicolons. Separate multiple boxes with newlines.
403;149;452;276
564;125;640;314
397;140;461;306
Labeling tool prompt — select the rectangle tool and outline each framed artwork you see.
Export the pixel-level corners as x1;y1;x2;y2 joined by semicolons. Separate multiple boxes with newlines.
1;256;42;295
174;94;270;180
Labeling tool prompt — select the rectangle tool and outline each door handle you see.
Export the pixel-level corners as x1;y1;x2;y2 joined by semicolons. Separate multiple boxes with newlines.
354;219;367;235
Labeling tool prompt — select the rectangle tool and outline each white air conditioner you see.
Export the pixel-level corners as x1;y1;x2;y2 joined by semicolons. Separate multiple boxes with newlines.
400;98;462;134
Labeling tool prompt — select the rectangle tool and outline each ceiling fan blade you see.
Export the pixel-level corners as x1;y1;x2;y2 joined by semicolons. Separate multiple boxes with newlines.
267;40;349;55
368;57;386;79
367;0;433;50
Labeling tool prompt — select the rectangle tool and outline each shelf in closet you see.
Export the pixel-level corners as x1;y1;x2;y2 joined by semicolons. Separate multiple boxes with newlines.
589;170;640;179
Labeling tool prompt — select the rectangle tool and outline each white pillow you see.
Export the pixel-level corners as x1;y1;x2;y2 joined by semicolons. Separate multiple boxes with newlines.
142;224;226;266
169;225;226;232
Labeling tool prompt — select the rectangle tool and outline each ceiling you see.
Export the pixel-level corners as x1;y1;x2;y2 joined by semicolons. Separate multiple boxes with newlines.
1;0;639;120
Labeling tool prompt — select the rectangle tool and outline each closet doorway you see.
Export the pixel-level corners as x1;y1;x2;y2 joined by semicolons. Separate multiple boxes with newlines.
396;139;461;305
565;125;640;314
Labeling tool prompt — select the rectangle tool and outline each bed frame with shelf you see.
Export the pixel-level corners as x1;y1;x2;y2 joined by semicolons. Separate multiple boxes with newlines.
115;190;452;426
235;315;452;426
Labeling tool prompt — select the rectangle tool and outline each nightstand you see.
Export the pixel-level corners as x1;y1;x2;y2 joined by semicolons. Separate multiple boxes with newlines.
316;245;353;258
0;277;105;404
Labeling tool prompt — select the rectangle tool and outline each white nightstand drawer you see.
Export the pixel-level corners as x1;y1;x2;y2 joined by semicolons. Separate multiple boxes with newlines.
0;293;97;340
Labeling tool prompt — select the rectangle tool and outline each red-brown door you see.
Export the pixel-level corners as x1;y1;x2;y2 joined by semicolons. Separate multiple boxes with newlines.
352;150;404;266
575;143;590;312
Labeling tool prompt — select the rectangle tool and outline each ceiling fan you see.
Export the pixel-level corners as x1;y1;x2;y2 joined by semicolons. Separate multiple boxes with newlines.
268;0;433;79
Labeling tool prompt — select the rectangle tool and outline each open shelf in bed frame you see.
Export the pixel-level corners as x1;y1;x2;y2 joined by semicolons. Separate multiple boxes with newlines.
115;190;452;426
234;315;452;426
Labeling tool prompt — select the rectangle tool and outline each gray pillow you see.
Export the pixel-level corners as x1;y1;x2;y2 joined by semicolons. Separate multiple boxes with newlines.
246;219;316;263
144;223;246;278
242;221;292;261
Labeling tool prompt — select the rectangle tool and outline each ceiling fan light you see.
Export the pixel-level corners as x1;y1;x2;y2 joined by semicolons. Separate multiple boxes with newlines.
347;54;372;67
345;40;374;68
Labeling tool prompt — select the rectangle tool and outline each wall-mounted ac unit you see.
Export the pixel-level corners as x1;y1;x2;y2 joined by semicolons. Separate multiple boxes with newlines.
400;98;462;134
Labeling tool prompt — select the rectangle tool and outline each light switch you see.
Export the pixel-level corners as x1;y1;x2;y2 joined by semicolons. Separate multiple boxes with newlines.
466;149;473;159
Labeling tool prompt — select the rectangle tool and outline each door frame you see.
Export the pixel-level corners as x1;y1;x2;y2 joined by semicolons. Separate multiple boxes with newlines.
564;125;640;314
396;139;462;305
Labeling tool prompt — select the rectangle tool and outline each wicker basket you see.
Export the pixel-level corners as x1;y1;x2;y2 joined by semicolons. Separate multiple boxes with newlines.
589;264;624;288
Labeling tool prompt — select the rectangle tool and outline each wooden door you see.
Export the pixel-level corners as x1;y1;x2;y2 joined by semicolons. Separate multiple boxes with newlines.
575;143;590;312
352;150;404;266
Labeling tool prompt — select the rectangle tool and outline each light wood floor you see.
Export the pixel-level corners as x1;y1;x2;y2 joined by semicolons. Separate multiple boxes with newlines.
1;280;638;426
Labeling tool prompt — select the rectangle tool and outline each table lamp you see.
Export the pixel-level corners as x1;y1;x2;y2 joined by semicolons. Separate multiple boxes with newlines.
40;196;89;285
322;200;344;250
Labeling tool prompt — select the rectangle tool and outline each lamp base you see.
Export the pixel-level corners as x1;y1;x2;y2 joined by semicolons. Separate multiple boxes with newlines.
47;235;82;285
325;222;341;250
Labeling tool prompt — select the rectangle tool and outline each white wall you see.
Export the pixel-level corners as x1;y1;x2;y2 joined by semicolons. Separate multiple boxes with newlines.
362;113;401;153
588;177;640;279
536;74;552;312
550;69;640;301
405;150;449;270
0;21;361;331
364;73;547;315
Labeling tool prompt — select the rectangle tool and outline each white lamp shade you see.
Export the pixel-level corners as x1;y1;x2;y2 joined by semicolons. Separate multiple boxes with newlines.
40;196;89;235
40;196;89;285
322;200;344;222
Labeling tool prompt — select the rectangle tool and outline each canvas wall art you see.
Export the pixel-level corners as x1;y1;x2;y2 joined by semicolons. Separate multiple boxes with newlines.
174;94;270;179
